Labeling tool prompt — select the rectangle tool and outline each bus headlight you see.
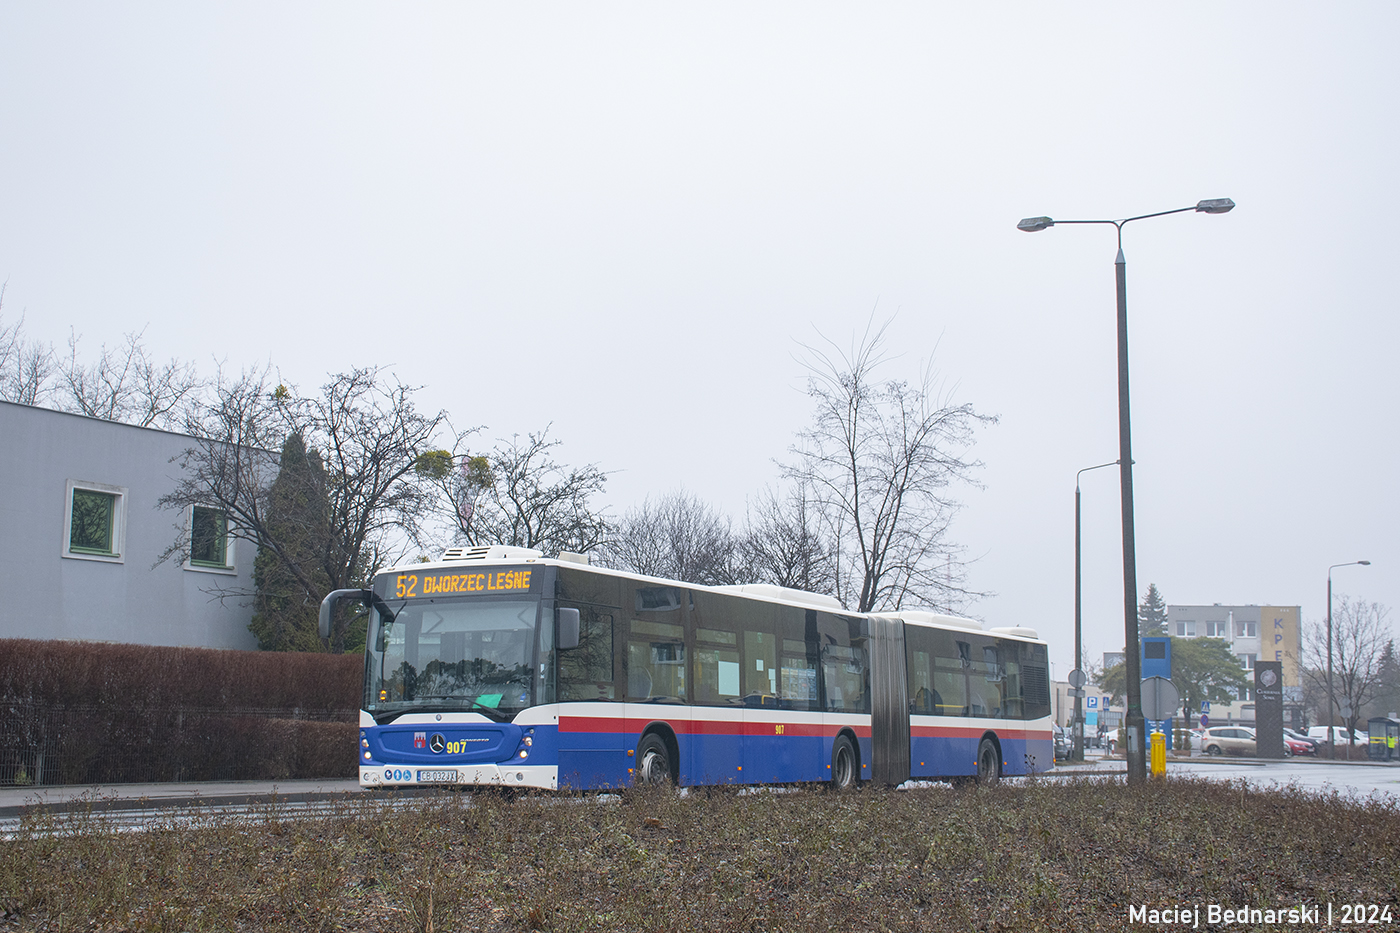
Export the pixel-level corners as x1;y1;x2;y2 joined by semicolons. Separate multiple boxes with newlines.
519;749;529;759
522;736;533;747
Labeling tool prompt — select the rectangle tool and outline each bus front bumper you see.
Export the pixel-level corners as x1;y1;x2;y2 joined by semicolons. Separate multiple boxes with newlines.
361;763;559;791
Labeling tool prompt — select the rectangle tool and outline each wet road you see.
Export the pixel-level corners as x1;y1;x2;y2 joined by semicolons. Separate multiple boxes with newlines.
1031;752;1400;799
4;754;1397;836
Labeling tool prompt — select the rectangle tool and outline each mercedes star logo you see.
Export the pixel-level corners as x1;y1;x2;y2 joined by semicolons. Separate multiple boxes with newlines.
429;733;446;753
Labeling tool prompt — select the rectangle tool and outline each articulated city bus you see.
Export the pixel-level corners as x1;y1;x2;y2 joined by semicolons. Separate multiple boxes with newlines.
320;546;1054;791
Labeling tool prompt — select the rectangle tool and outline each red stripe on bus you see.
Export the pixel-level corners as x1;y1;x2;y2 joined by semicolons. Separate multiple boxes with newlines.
561;716;871;739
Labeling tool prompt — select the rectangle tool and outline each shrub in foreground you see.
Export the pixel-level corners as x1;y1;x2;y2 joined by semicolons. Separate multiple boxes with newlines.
2;777;1397;932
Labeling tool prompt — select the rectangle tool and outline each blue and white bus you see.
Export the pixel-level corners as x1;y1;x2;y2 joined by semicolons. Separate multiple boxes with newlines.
320;546;1054;791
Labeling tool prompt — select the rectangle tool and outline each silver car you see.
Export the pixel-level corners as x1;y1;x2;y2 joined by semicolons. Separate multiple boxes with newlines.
1200;726;1255;756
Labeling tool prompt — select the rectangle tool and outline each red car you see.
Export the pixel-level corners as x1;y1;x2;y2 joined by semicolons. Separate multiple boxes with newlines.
1284;735;1315;756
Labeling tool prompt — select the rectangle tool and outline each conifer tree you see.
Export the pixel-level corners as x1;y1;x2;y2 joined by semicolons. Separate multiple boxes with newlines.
249;433;334;651
1139;583;1169;639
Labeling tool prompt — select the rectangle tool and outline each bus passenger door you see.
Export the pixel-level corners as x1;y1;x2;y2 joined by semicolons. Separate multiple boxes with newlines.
556;608;628;788
741;629;781;782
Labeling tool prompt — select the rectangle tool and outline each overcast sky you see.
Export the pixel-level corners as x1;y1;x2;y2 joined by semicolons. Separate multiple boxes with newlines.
3;4;1395;675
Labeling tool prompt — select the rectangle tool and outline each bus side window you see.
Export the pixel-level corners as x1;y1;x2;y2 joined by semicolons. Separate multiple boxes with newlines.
627;618;686;702
744;630;777;706
776;606;819;711
934;633;970;716
818;613;870;714
905;626;937;714
558;608;615;701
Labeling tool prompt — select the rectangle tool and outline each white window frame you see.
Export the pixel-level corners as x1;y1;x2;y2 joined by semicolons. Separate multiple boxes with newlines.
62;479;128;563
184;504;237;575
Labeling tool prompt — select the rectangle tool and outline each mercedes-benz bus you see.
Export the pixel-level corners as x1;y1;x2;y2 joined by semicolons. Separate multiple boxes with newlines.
320;545;1053;791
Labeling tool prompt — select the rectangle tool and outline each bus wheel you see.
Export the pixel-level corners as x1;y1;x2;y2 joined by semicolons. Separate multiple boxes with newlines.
830;735;858;791
975;738;1000;787
636;734;672;786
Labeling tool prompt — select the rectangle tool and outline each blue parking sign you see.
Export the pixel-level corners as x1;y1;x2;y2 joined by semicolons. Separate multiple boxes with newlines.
1087;696;1098;709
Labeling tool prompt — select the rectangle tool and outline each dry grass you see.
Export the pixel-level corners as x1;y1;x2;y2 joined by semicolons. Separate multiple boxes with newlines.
2;777;1398;932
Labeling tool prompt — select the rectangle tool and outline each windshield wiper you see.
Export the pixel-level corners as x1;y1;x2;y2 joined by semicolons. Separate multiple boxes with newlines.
411;697;513;722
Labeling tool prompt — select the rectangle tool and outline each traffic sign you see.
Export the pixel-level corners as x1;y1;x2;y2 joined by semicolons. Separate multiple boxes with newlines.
1200;714;1209;728
1087;696;1098;709
1068;668;1087;688
1201;701;1210;714
1141;676;1180;722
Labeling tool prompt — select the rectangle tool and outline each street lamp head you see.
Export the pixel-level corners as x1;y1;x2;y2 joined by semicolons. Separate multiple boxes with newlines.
1195;198;1235;214
1359;560;1372;565
1017;216;1054;232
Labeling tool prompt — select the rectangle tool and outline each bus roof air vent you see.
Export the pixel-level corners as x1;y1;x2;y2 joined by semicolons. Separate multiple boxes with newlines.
439;545;545;562
712;583;843;611
889;610;984;631
989;625;1040;639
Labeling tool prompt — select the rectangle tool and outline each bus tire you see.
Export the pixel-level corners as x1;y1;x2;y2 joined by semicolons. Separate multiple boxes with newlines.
975;738;1000;787
636;733;673;786
830;734;858;791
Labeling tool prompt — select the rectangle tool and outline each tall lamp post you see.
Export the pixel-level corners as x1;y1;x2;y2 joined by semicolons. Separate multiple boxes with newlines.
1018;199;1235;783
1073;460;1118;761
1326;559;1371;759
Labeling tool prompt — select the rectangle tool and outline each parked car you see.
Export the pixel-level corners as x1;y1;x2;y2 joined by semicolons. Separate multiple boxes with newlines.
1307;726;1368;746
1283;734;1315;756
1284;728;1322;753
1053;724;1070;761
1201;726;1256;756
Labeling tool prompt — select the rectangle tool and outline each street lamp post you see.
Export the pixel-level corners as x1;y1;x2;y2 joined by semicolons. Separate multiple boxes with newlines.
1019;199;1234;783
1074;460;1118;761
1326;559;1371;759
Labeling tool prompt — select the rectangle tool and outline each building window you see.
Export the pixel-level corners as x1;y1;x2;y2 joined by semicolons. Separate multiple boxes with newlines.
1205;621;1227;637
63;480;127;562
1176;621;1196;637
1235;621;1257;638
1238;653;1256;670
188;505;234;572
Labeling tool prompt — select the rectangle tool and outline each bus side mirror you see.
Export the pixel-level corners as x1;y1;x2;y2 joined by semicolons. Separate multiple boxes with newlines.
558;607;580;650
320;588;372;639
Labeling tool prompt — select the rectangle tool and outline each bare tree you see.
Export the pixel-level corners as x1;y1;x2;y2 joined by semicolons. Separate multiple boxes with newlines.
161;366;451;652
0;288;57;405
738;482;835;594
428;427;611;558
1301;597;1393;741
783;320;995;613
603;488;736;585
58;327;205;429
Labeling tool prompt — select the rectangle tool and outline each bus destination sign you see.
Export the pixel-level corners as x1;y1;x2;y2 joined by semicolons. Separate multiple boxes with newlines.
387;567;537;600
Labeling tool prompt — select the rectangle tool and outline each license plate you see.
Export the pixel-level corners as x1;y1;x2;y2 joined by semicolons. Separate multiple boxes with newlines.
417;769;457;783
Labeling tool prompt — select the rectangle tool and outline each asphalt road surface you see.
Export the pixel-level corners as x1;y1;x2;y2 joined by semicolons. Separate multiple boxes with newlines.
1039;751;1400;798
3;755;1397;836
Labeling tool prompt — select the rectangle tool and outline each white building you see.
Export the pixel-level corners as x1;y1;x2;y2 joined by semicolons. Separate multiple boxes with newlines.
0;401;257;649
1165;603;1302;726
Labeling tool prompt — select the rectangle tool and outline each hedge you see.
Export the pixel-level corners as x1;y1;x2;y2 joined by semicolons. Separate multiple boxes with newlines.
0;640;362;785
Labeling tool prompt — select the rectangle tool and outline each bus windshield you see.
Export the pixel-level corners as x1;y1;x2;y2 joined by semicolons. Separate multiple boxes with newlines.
366;596;543;722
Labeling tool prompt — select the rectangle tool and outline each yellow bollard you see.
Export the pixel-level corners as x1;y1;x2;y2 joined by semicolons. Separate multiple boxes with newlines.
1150;731;1166;778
